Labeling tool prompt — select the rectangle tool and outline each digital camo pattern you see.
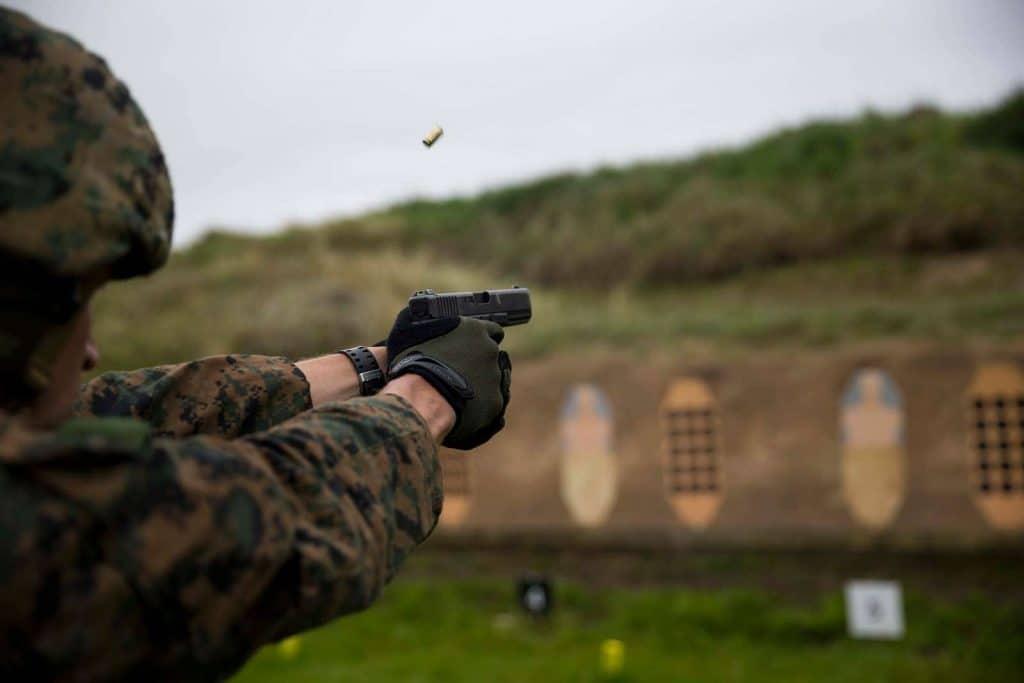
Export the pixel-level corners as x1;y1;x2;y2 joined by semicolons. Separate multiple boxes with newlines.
0;7;174;280
75;355;313;438
0;358;442;681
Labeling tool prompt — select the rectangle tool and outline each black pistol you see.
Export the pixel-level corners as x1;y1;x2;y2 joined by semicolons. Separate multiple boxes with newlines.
408;287;532;327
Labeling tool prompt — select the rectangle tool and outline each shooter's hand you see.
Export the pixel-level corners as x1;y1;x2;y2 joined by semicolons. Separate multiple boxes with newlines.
386;309;512;450
383;306;458;360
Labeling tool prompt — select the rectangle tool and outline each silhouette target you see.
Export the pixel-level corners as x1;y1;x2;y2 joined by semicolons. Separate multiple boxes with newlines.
840;368;906;530
439;449;473;526
559;384;618;527
660;378;723;529
968;363;1024;530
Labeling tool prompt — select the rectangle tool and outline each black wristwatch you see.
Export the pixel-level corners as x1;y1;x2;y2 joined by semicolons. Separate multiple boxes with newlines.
339;346;386;396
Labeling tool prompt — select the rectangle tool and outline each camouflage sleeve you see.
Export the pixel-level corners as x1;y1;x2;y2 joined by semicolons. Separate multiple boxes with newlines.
74;354;312;438
0;394;441;680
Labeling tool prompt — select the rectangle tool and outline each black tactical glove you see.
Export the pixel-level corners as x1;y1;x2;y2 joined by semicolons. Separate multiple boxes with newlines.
386;308;512;450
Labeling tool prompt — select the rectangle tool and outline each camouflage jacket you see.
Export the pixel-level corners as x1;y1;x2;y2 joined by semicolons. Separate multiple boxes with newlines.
0;355;442;681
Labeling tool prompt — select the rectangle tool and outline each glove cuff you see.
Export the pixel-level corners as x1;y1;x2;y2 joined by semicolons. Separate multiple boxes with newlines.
389;352;475;427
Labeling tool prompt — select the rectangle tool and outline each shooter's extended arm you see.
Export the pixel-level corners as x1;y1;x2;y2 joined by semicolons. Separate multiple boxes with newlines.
407;287;531;327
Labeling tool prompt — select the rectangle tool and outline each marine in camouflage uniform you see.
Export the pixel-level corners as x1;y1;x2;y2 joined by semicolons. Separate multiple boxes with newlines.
0;8;510;681
3;357;441;679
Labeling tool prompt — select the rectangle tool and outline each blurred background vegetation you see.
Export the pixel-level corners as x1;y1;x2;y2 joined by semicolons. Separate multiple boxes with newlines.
93;91;1024;371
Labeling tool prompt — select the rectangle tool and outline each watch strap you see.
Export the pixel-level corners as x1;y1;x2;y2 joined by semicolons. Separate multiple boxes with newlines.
339;346;386;396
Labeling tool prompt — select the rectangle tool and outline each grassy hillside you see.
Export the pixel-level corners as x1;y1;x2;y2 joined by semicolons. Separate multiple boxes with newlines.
92;92;1024;371
323;90;1024;288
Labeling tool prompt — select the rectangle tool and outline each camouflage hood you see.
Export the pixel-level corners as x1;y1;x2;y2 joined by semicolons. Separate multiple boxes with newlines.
0;7;174;404
0;7;174;281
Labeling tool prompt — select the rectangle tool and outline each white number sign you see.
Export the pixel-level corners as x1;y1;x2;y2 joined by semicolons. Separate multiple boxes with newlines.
844;580;905;639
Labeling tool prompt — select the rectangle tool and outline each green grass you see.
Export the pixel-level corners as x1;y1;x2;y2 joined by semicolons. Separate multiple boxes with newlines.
517;249;1024;354
232;578;1024;682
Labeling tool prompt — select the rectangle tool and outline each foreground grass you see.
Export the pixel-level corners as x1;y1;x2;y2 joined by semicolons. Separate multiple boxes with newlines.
232;579;1023;682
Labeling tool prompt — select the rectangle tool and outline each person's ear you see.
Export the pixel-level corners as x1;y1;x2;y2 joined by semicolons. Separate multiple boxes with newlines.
80;305;98;371
83;340;100;372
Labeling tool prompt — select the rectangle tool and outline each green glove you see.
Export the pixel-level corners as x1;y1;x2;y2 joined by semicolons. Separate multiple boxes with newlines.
387;312;512;450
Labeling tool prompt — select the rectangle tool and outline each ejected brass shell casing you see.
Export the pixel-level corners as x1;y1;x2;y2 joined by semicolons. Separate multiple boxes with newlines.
422;125;444;147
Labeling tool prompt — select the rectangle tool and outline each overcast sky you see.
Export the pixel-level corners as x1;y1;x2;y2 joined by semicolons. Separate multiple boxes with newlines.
10;0;1024;245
